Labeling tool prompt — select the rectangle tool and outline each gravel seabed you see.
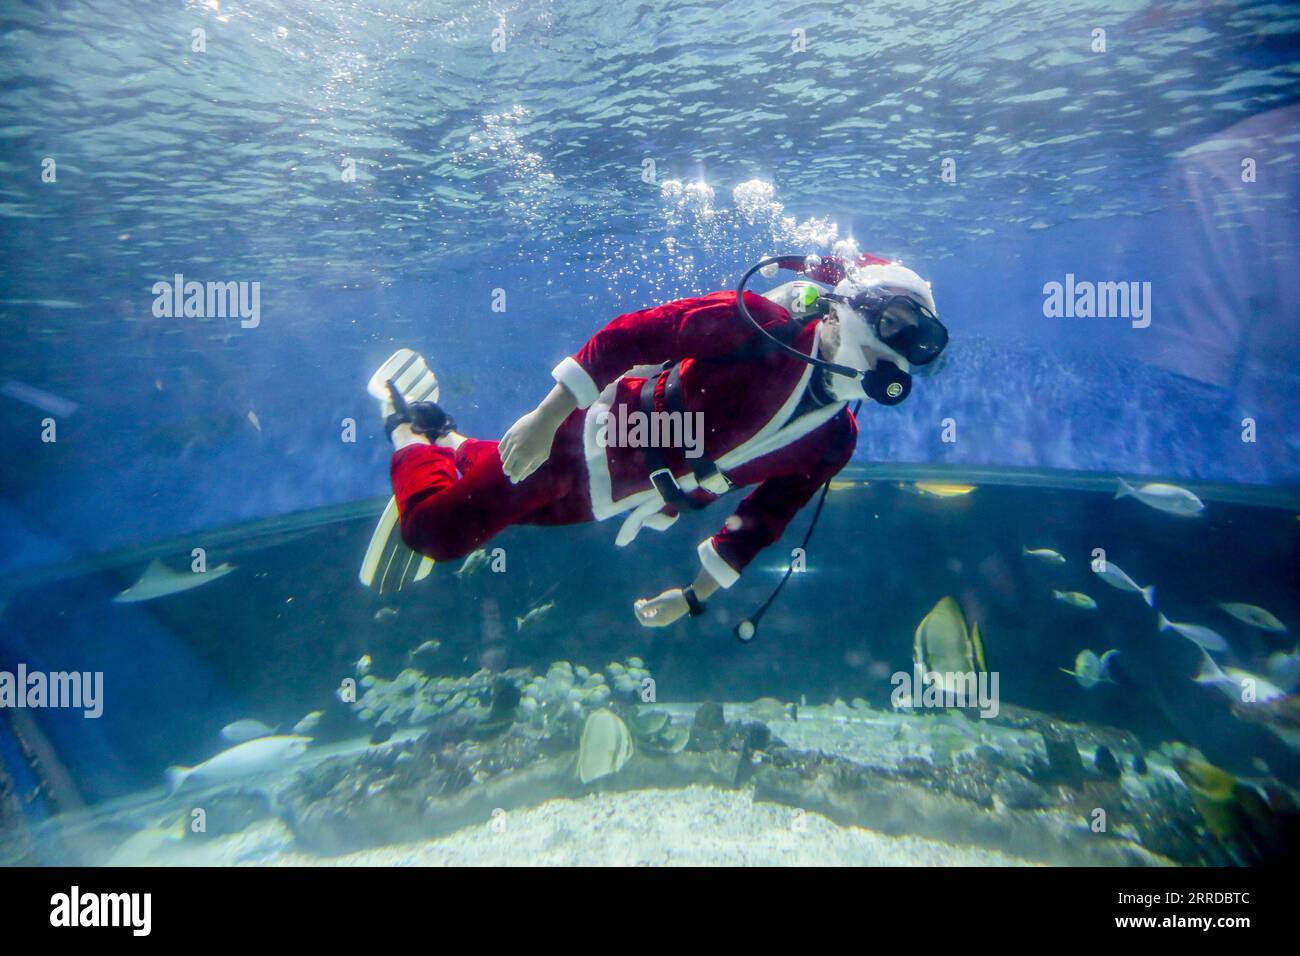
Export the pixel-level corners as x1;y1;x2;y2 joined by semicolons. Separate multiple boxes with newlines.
268;785;1037;866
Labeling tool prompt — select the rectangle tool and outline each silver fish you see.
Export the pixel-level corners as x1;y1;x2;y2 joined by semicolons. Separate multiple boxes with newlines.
0;379;79;417
1219;602;1286;633
292;711;323;735
165;735;311;792
455;548;490;578
515;601;555;631
220;719;274;743
1053;590;1097;610
1158;613;1228;653
1024;548;1066;564
1194;653;1286;704
1091;559;1155;607
113;559;236;603
1023;547;1066;564
1115;478;1204;517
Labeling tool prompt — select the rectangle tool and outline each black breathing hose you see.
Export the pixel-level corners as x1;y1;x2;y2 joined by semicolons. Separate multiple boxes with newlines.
733;255;864;381
734;400;863;643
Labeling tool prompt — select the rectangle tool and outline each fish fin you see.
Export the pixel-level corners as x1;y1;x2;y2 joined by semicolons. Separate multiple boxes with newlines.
1115;478;1134;500
1157;612;1170;632
165;766;190;794
1142;585;1156;608
970;621;987;673
1059;668;1077;678
1194;650;1225;685
1099;649;1121;674
515;617;524;631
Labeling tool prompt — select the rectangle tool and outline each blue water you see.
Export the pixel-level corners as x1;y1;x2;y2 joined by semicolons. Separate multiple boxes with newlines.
1;0;1297;569
0;0;1297;865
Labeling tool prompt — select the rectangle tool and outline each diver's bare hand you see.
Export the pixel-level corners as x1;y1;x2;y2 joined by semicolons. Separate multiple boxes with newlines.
499;408;556;484
633;589;689;628
500;383;577;484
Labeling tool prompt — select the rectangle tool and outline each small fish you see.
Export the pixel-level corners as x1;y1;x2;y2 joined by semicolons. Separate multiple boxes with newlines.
0;379;79;417
907;482;975;498
355;654;372;676
515;601;555;631
1218;602;1287;633
1053;590;1097;610
372;607;399;622
165;735;311;793
1091;559;1155;607
1194;652;1286;704
1158;613;1229;653
455;548;490;578
1266;649;1300;691
1061;649;1120;689
1023;547;1066;565
1115;478;1204;517
408;639;441;659
292;711;323;735
220;719;274;743
247;409;262;433
113;558;236;603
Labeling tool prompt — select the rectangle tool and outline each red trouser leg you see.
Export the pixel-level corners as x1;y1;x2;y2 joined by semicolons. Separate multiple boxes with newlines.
389;436;583;562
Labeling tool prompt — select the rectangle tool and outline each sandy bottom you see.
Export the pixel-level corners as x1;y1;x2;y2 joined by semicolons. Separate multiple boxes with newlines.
268;785;1036;867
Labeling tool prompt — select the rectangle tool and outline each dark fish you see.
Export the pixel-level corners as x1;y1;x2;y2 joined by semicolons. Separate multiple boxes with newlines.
1094;745;1121;780
487;678;521;720
470;678;522;740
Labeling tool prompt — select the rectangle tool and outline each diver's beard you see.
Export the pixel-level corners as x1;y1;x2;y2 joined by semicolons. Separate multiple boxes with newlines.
817;320;863;400
817;316;842;359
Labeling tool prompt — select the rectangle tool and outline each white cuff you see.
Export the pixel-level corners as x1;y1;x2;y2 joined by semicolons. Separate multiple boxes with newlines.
697;538;740;589
552;356;599;409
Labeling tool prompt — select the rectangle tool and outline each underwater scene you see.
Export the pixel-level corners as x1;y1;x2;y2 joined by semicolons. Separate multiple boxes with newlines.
0;0;1298;876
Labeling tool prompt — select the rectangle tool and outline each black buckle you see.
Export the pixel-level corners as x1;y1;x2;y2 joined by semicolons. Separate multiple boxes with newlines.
649;468;681;503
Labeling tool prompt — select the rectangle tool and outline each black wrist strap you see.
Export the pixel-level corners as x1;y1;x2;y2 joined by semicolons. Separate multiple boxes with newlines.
683;585;706;617
384;412;410;441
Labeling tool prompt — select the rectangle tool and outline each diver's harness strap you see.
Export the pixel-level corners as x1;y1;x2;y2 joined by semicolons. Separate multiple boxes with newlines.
635;317;812;511
637;362;733;510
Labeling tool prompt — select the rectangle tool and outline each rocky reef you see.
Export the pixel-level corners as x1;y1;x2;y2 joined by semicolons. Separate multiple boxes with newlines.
15;658;1298;866
270;658;1292;865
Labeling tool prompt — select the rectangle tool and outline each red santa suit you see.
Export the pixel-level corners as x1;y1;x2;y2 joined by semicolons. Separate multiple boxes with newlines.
390;288;857;589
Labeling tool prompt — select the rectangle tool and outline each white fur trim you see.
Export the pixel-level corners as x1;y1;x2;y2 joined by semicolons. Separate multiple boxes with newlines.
697;539;740;588
552;356;599;408
832;262;937;315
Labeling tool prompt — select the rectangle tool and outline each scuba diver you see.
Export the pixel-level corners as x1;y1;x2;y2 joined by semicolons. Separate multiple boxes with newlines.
375;252;948;633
